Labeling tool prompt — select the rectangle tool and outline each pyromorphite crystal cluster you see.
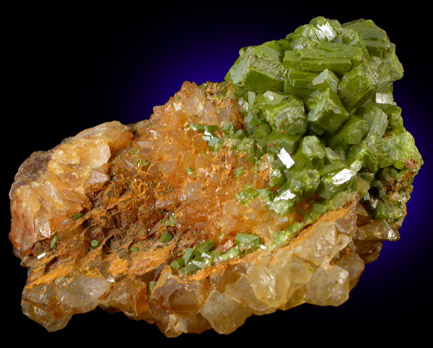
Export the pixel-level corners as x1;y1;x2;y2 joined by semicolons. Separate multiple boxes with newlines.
9;17;422;337
225;16;421;229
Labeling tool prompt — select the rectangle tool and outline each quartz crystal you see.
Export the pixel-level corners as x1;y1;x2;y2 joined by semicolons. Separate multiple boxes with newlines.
9;17;422;337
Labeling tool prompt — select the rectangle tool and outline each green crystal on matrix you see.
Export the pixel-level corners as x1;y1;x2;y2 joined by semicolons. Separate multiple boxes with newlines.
306;87;349;134
226;46;286;92
376;132;421;169
225;16;422;235
328;115;370;149
260;94;307;134
8;16;425;336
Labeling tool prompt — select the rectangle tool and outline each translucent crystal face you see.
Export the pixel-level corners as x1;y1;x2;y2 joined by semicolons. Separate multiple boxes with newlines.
224;17;422;225
9;16;422;337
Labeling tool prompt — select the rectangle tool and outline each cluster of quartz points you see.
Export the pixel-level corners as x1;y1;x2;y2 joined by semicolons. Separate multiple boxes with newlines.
9;17;422;337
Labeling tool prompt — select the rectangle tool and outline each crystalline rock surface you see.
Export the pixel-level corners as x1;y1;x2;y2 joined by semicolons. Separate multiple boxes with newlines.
8;17;422;337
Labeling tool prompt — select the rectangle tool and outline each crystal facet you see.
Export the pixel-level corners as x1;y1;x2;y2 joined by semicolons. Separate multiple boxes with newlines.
9;17;422;337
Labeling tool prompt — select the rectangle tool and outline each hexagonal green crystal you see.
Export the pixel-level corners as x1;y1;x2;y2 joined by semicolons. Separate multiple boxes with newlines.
260;94;307;134
222;15;422;234
226;46;286;93
307;88;349;134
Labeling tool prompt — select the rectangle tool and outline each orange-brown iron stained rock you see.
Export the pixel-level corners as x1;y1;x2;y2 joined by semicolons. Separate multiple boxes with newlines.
9;81;404;336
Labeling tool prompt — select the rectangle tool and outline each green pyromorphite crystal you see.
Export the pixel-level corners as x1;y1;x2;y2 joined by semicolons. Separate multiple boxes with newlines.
375;131;421;169
306;87;349;134
222;16;422;240
260;94;307;134
170;240;218;274
328;115;370;149
226;46;286;92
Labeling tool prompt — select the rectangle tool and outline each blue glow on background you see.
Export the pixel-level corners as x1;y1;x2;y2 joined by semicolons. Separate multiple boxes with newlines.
7;6;432;343
115;29;292;125
106;37;431;314
104;18;432;308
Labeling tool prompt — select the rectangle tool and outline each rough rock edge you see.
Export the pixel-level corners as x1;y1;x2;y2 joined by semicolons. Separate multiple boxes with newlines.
9;121;133;258
146;199;394;336
20;194;397;337
11;83;404;337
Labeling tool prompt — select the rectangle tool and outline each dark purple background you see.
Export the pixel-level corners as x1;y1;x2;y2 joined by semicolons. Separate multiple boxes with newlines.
4;3;432;346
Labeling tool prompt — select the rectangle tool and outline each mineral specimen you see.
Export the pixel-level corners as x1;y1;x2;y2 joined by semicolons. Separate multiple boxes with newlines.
9;17;422;337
